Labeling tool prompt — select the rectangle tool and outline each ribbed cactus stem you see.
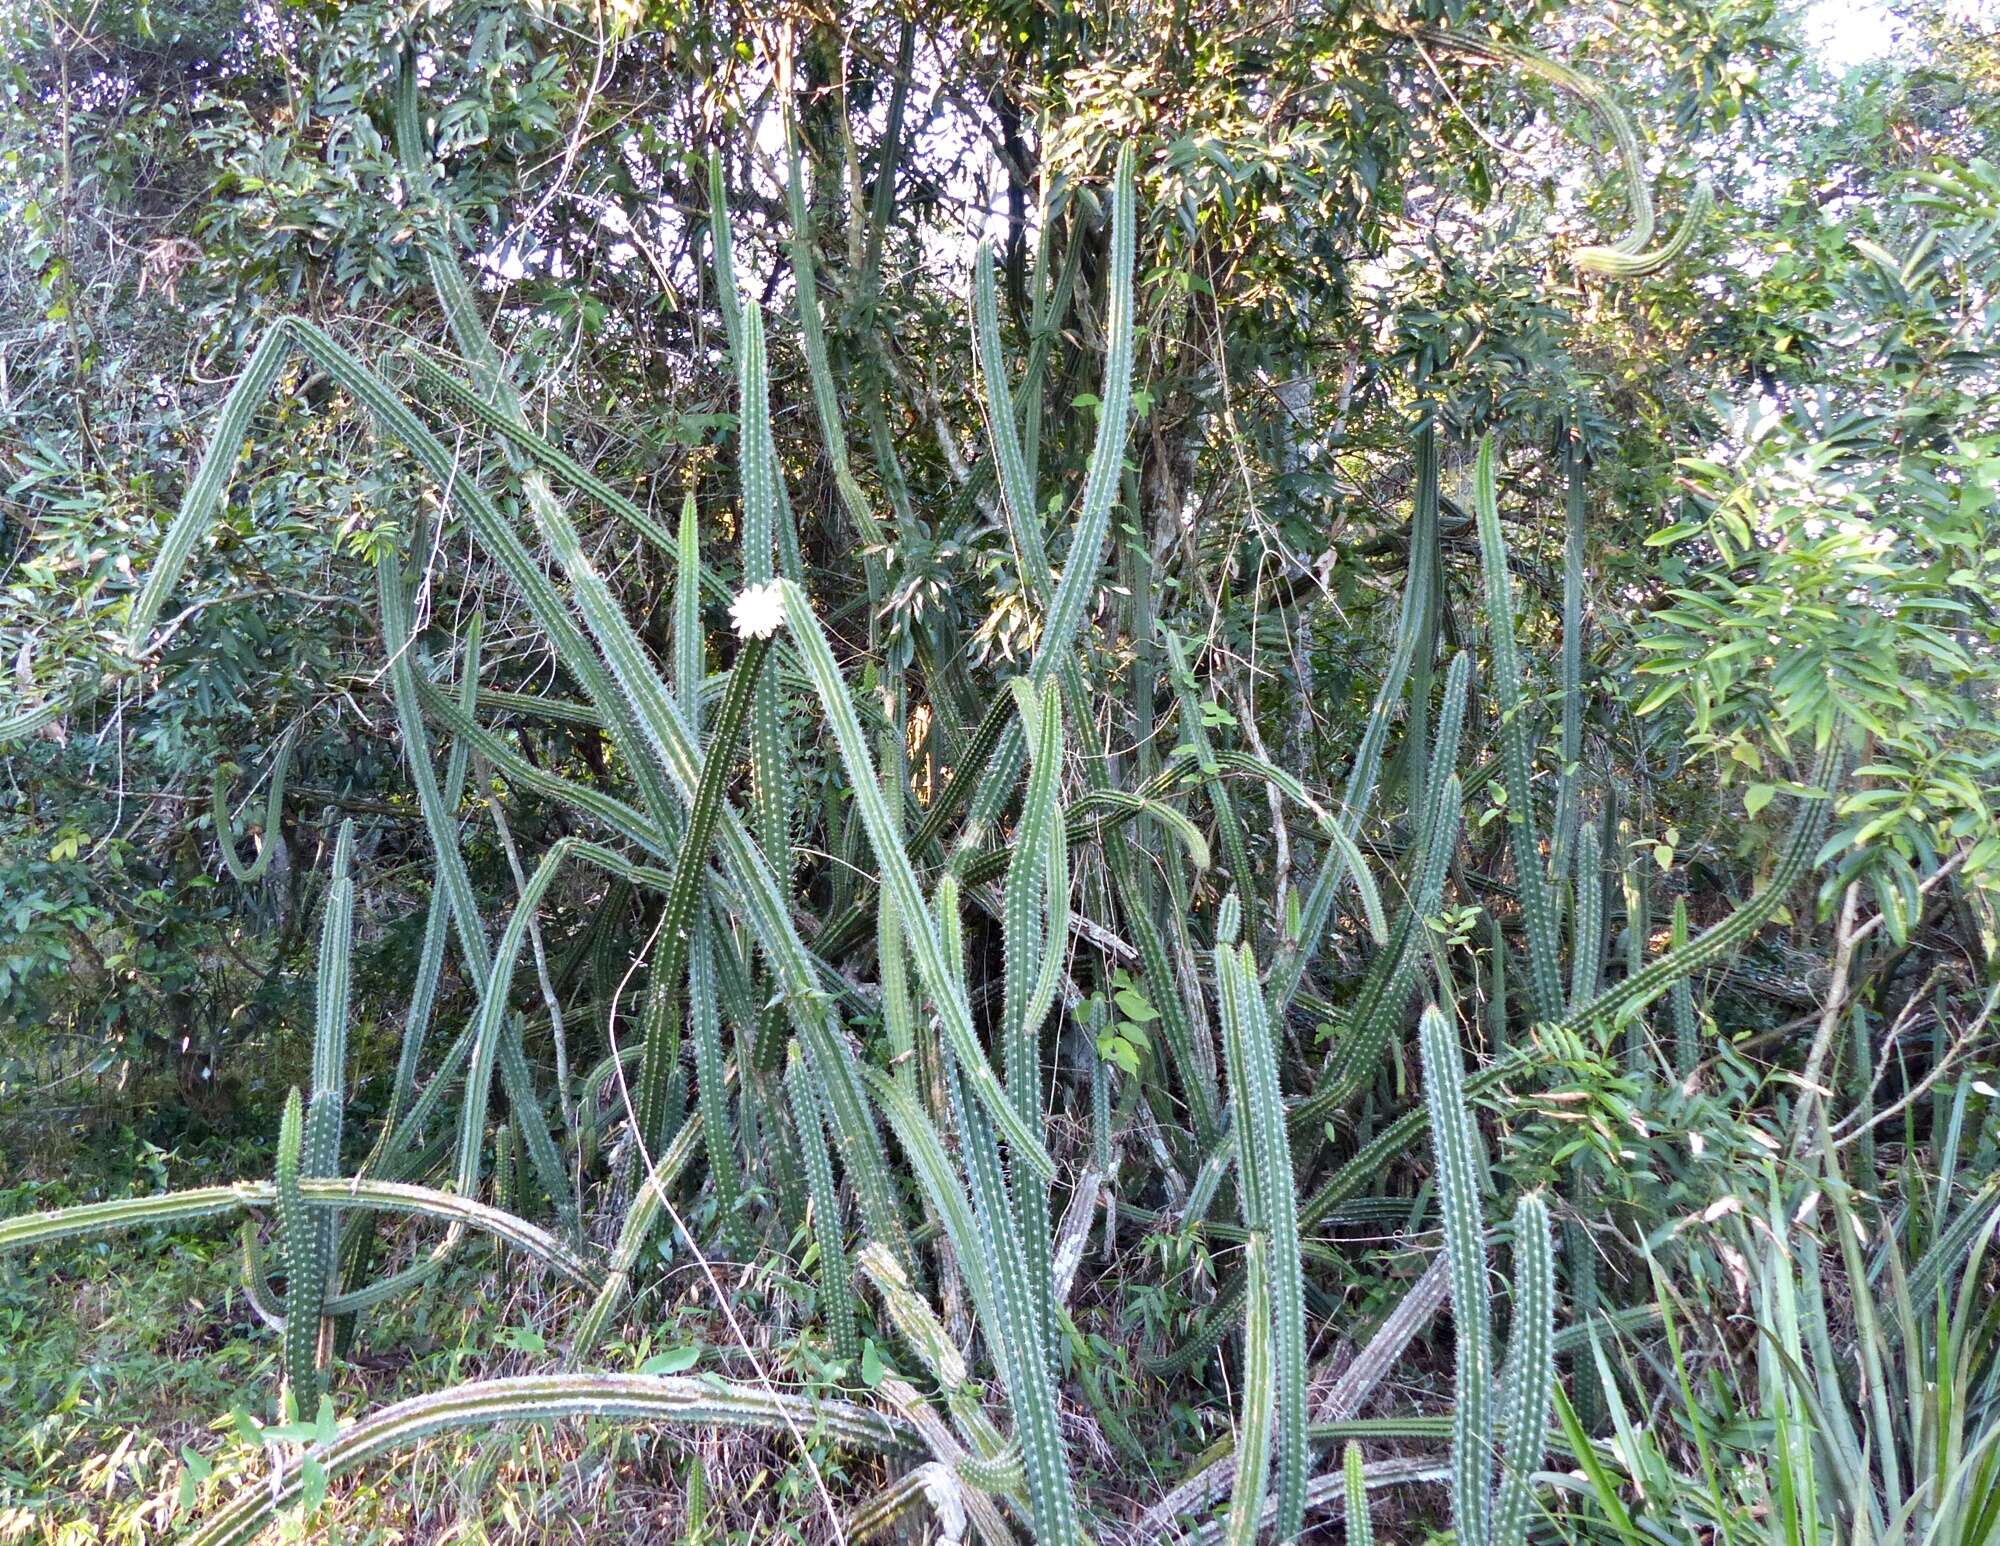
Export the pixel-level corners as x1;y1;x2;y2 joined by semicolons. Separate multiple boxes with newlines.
240;1220;285;1331
1670;898;1699;1077
634;631;772;1154
1224;1231;1275;1546
946;1056;1079;1546
1568;821;1603;1013
1473;438;1565;1020
276;1088;323;1399
1420;1004;1492;1546
787;1043;858;1366
1166;630;1257;921
1491;1192;1555;1546
1412;30;1714;279
674;491;703;729
954;1445;1027;1496
1218;921;1306;1540
1270;414;1437;1018
1552;435;1587;887
183;1374;923;1546
777;578;1054;1180
1556;744;1838;1035
736;303;796;893
1344;1441;1375;1546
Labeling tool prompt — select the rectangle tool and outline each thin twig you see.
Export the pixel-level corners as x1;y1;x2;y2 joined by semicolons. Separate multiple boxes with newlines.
1833;981;2000;1148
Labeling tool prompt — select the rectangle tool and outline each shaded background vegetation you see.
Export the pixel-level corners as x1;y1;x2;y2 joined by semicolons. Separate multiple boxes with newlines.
1;0;1997;1539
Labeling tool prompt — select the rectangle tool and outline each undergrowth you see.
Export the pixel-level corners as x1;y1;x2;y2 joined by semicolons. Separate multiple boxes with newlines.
1;27;1997;1546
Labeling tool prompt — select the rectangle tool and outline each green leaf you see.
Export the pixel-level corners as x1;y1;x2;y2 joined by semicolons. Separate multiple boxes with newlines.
640;1346;701;1376
1114;987;1161;1023
300;1457;327;1514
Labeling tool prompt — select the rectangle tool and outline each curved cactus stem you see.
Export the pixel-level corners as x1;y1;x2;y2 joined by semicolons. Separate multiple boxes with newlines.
1555;744;1838;1035
0;1178;600;1289
239;1220;285;1331
1577;176;1714;277
1413;29;1713;279
874;1377;1022;1546
211;726;297;883
181;1374;922;1546
846;1463;971;1544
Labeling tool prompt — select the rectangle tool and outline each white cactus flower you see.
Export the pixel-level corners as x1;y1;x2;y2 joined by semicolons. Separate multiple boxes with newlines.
730;579;788;640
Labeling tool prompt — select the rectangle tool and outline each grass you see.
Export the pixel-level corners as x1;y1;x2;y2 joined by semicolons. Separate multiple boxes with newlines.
0;1139;875;1544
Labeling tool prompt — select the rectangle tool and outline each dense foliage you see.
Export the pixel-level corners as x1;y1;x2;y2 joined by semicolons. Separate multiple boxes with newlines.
2;0;1996;1541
